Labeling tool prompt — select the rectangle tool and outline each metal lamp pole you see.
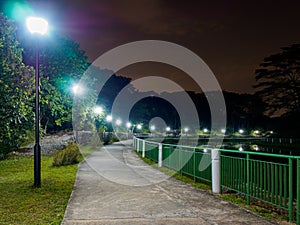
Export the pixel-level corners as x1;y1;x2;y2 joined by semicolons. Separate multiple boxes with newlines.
26;17;48;187
34;40;41;187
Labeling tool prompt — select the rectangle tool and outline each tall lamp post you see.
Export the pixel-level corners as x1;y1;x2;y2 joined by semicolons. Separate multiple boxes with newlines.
26;17;48;187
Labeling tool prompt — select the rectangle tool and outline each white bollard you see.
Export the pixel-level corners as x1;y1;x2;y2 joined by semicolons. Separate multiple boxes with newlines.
142;140;145;158
158;143;162;167
211;149;220;194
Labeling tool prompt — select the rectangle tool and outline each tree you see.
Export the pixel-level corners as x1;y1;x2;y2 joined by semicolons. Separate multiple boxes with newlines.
22;35;90;133
0;13;34;157
254;44;300;116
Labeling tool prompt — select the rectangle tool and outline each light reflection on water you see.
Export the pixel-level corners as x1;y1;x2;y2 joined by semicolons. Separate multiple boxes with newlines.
164;138;299;156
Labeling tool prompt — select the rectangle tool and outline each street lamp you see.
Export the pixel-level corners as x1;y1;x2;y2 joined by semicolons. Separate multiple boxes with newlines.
72;84;83;95
126;122;132;129
106;115;113;122
93;106;103;115
115;119;122;126
150;125;155;131
26;16;48;187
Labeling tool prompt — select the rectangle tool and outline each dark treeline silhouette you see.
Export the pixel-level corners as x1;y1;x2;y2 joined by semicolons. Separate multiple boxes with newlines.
96;71;298;136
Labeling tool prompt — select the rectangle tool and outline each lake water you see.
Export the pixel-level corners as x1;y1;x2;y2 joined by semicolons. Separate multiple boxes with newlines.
158;137;300;156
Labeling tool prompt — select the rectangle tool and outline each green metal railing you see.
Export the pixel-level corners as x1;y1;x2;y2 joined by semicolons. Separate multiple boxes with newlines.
133;137;300;224
145;141;158;162
220;150;295;220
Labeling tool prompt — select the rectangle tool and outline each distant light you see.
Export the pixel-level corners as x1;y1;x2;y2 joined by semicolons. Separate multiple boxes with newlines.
203;128;208;133
72;84;83;94
93;106;103;114
184;127;189;132
106;115;112;122
254;145;259;151
126;122;132;128
270;131;273;134
203;148;208;153
239;146;243;151
239;129;244;134
137;124;142;130
115;119;122;126
150;125;155;131
221;129;226;134
26;17;48;35
254;130;259;134
166;127;171;132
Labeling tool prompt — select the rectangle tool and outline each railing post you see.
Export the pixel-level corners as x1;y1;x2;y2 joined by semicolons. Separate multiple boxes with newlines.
212;149;220;194
158;143;162;167
288;158;293;222
142;140;145;158
246;153;250;205
137;139;140;152
297;158;300;225
193;148;196;183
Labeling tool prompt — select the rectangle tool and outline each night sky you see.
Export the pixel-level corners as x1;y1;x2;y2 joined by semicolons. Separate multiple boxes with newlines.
6;0;300;93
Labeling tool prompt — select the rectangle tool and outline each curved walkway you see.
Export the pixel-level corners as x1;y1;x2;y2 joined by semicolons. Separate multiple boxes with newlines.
62;140;275;225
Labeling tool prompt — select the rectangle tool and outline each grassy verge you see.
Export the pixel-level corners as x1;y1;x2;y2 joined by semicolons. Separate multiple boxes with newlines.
136;151;292;224
0;155;79;224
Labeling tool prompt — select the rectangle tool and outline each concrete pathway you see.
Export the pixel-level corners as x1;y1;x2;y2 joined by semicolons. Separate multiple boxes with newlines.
62;140;276;225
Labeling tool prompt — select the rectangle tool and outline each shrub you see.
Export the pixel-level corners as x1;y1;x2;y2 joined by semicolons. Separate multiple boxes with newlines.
53;142;81;166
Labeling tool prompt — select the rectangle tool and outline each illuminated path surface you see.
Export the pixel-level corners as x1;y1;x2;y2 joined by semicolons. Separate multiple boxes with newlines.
62;140;275;225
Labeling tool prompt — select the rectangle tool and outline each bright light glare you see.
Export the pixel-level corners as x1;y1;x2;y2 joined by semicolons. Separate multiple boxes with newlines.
254;130;259;134
203;128;208;133
239;146;243;151
239;129;244;134
106;115;112;122
93;106;103;114
137;124;142;130
72;84;83;94
150;125;155;131
184;127;189;132
115;119;122;126
221;129;226;133
126;122;132;128
166;127;171;132
270;131;273;134
26;17;48;35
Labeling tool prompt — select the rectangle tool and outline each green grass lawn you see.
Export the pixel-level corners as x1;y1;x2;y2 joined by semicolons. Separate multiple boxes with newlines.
0;155;79;225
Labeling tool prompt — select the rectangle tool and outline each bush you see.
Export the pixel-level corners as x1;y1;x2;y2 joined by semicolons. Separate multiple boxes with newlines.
53;142;81;166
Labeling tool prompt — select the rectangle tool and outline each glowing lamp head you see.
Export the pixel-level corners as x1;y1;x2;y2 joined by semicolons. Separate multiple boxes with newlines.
239;129;244;134
203;128;208;133
166;127;171;132
106;115;112;122
184;127;189;132
221;129;226;133
115;119;122;126
126;122;132;128
137;124;142;130
72;84;83;94
93;106;103;115
150;125;155;131
26;17;48;35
